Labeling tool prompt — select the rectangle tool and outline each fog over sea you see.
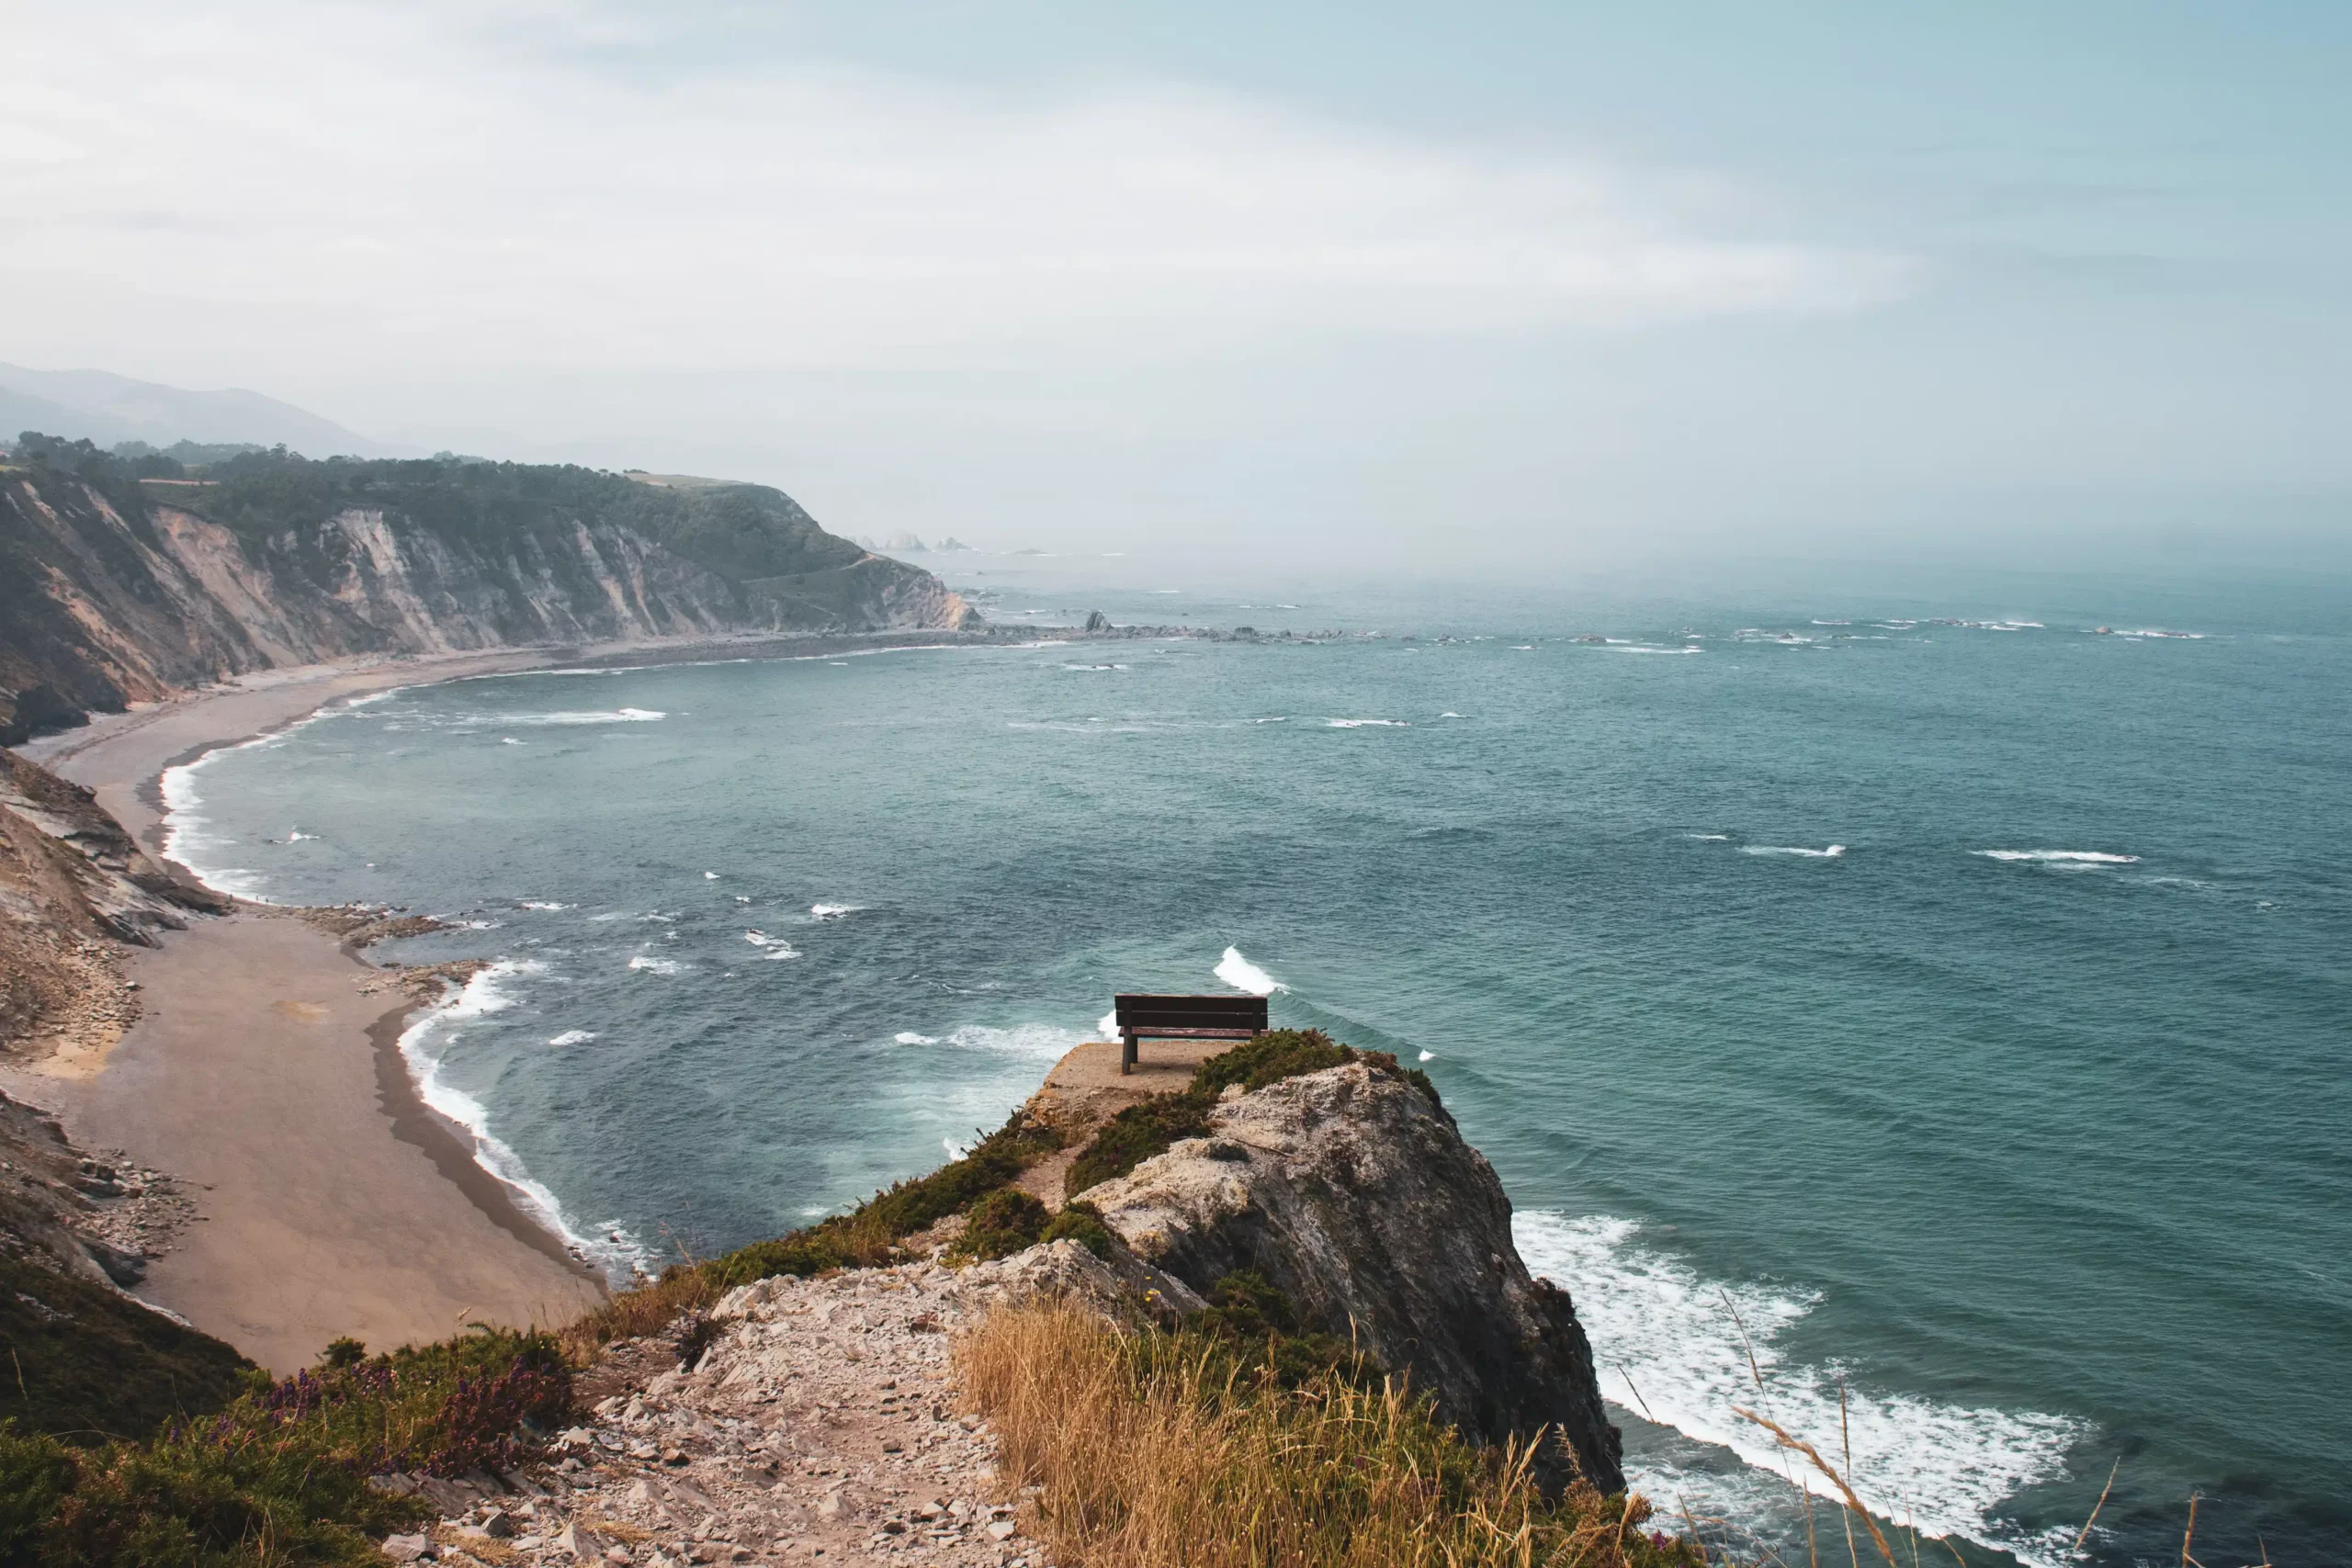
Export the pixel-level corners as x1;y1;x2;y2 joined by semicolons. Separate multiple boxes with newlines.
161;558;2350;1568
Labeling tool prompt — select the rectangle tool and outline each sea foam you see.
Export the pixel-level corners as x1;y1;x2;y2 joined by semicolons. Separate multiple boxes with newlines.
1514;1212;2083;1567
1974;850;2140;864
1215;945;1286;996
1739;844;1847;859
905;1022;1086;1060
399;962;650;1280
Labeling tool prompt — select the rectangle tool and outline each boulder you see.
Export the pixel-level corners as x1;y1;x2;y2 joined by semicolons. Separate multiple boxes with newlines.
1078;1061;1623;1493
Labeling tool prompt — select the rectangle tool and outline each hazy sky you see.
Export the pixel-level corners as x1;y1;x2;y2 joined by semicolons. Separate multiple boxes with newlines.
7;2;2348;572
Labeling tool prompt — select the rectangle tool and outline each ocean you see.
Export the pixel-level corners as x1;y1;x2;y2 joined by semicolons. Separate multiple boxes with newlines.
159;558;2351;1566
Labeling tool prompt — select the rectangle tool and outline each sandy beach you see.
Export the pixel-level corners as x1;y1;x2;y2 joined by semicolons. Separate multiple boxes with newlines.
12;649;618;1371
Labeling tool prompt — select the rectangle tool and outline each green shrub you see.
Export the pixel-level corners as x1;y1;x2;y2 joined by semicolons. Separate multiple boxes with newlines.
948;1190;1050;1262
1189;1029;1353;1097
1040;1201;1115;1258
1064;1094;1214;1199
701;1106;1064;1291
1182;1271;1370;1390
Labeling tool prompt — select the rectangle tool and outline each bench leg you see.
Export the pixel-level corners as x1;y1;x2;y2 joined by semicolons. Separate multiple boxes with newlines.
1121;1032;1136;1075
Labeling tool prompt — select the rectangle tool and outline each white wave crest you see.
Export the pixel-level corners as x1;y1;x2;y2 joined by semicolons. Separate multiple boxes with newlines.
628;954;681;976
1513;1213;2084;1566
1974;850;2140;864
520;900;571;911
548;1029;596;1046
1739;844;1847;858
469;707;665;727
1326;717;1408;728
158;750;274;900
396;964;650;1280
895;1032;941;1045
810;902;861;920
1215;945;1286;996
1097;1009;1121;1039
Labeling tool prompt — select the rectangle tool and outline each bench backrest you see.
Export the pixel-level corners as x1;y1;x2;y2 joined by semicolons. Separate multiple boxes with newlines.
1114;992;1270;1037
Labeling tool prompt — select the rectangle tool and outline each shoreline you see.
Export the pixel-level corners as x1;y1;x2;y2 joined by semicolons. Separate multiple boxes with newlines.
6;626;1152;1367
367;990;604;1283
14;640;794;1367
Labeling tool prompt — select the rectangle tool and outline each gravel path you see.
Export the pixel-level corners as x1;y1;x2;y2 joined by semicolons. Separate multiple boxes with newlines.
387;1260;1053;1568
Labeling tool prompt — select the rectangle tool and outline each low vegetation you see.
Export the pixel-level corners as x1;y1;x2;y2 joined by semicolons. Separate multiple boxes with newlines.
1067;1028;1444;1198
0;1032;1498;1564
0;1328;565;1566
0;1253;257;1444
565;1104;1065;1358
947;1190;1052;1262
958;1297;1691;1568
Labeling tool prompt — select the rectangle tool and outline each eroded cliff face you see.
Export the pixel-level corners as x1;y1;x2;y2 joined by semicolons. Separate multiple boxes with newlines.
0;446;978;740
0;748;226;1078
1075;1062;1626;1494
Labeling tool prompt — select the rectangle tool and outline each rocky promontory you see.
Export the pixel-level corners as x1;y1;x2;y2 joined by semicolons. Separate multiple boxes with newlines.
1076;1059;1623;1493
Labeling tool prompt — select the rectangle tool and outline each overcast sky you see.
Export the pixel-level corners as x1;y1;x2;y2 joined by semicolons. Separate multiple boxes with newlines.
7;2;2347;575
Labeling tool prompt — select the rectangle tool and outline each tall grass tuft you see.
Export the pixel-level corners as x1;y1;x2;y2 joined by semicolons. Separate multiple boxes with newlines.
957;1299;1694;1568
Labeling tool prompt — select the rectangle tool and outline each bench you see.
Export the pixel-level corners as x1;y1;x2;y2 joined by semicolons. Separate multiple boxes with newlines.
1113;993;1270;1075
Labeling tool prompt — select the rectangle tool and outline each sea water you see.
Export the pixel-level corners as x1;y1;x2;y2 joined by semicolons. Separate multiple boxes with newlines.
161;564;2352;1566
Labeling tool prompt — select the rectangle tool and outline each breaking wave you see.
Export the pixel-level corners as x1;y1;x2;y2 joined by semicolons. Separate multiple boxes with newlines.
1514;1212;2083;1567
400;963;649;1280
1215;945;1286;996
1739;844;1848;859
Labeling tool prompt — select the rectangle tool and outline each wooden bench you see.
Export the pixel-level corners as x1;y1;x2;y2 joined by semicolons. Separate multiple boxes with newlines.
1114;993;1270;1075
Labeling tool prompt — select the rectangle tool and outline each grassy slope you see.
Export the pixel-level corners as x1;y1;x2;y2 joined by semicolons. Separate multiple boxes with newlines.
0;1255;255;1444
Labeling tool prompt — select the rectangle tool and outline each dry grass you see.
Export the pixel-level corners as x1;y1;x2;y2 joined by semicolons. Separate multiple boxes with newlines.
956;1299;1693;1568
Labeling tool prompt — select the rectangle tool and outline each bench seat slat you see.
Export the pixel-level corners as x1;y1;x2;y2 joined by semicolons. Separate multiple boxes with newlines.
1118;1026;1261;1040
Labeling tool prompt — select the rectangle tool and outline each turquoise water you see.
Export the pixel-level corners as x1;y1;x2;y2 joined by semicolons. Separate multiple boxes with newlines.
165;569;2351;1566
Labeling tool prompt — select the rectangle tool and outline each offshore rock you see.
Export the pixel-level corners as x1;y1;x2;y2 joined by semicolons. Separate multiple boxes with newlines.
1078;1061;1625;1493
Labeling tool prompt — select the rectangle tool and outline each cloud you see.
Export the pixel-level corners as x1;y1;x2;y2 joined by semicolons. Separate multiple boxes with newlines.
0;2;1911;380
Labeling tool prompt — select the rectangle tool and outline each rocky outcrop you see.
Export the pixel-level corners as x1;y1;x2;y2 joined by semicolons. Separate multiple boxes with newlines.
0;749;227;1060
0;439;979;739
1075;1062;1625;1493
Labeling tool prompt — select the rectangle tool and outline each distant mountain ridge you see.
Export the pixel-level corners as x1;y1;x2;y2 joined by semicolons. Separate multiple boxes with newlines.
0;362;399;457
0;436;978;743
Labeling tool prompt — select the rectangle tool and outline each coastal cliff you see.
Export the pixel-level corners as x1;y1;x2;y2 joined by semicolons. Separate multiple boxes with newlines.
0;435;978;742
0;748;224;1061
1076;1060;1624;1493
